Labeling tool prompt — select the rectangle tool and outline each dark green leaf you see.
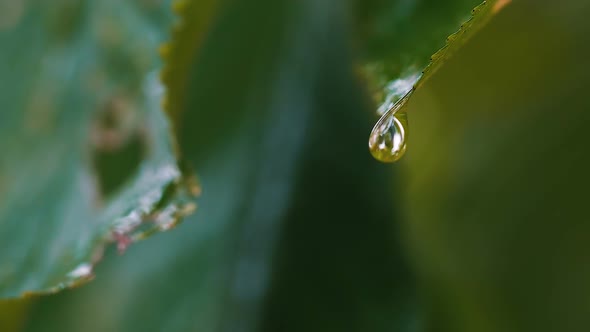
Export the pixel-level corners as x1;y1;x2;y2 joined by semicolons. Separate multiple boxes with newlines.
362;0;510;115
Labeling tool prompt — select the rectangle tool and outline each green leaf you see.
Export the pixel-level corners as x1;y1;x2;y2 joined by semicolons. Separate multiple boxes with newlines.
362;0;510;115
0;0;196;299
365;0;510;163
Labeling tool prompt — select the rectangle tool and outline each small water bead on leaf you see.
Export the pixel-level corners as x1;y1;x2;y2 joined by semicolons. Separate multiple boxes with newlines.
368;91;411;163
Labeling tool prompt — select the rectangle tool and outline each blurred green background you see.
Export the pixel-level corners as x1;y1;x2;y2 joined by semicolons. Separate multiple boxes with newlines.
2;0;590;331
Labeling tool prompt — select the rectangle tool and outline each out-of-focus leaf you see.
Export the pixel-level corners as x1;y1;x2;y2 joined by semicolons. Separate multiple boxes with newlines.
0;0;195;299
24;0;415;331
0;299;31;332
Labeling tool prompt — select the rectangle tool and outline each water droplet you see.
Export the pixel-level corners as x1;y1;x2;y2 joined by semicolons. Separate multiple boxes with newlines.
369;92;410;163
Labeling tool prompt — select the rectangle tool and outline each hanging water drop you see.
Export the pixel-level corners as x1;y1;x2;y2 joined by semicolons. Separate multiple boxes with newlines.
368;91;411;163
369;110;408;163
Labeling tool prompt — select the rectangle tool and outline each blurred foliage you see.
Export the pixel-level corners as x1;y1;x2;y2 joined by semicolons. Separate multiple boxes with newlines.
0;299;30;332
0;0;195;299
3;0;590;332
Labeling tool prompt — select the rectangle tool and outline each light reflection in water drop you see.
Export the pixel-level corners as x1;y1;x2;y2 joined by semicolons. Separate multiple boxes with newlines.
369;91;410;163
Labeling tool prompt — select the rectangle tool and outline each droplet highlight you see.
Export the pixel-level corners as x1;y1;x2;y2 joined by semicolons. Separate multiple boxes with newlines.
369;91;411;163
